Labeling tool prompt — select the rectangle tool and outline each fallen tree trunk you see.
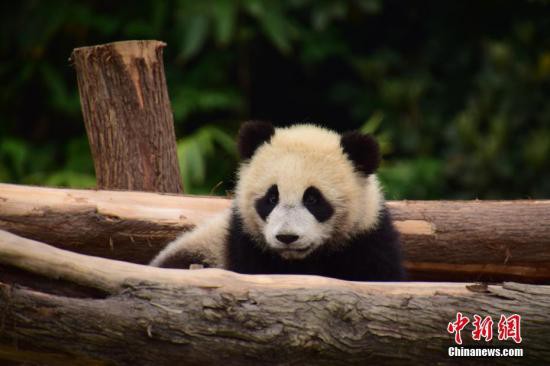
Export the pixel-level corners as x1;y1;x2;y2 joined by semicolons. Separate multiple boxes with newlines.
0;230;548;365
0;183;229;264
1;183;549;283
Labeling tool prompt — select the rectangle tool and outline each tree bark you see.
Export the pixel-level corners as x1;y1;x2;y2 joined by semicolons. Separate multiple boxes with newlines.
0;230;548;365
0;183;228;264
71;40;183;193
1;183;550;283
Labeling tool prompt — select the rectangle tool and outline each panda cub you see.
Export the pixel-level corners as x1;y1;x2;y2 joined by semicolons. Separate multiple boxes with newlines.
150;121;404;281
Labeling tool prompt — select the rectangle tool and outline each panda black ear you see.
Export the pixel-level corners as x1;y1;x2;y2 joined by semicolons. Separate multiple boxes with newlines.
340;131;380;175
237;121;275;160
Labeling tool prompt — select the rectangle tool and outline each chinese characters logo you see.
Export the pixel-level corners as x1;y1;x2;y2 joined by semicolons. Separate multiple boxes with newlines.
447;313;522;344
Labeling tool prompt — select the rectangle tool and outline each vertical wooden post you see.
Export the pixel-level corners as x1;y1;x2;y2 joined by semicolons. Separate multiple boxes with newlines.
71;40;183;193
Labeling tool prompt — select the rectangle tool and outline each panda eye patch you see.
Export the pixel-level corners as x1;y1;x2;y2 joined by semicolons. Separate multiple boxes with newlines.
255;185;279;221
303;192;318;205
303;186;334;222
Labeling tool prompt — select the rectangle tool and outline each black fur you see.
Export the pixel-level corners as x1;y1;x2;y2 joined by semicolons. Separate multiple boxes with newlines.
340;132;380;175
226;206;405;281
255;184;279;220
238;121;276;160
302;186;334;222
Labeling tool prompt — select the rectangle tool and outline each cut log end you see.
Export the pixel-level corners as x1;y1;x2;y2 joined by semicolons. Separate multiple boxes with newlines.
71;40;167;59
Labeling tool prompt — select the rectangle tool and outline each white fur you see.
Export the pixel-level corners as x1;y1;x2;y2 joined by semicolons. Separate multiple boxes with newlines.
151;124;384;266
264;204;332;259
149;209;230;268
236;124;383;256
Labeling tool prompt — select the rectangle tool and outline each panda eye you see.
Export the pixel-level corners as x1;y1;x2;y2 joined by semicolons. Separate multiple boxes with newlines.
303;186;334;222
255;185;279;221
303;187;321;206
263;184;279;205
304;194;317;205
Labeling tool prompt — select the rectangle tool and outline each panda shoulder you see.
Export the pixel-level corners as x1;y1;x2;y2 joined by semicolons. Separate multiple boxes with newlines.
149;209;231;269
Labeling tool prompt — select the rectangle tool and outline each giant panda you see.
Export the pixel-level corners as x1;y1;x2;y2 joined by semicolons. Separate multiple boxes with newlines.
150;121;404;281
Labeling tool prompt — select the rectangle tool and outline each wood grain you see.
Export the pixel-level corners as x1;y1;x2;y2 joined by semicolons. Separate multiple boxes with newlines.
71;40;183;193
0;230;548;365
1;184;549;282
0;183;229;264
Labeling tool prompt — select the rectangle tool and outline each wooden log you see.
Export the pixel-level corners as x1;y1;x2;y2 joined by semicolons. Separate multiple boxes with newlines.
71;40;183;193
0;230;548;365
1;183;550;283
0;183;228;264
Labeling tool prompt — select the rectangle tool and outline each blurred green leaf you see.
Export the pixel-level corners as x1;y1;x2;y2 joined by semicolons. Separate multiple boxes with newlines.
0;138;28;177
43;171;96;188
171;86;244;121
177;125;237;194
378;159;444;200
360;111;384;134
244;0;295;53
212;0;237;45
1;0;549;200
179;15;210;59
40;63;80;114
178;137;204;186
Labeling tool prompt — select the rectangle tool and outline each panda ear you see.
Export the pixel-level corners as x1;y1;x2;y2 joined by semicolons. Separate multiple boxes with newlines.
237;121;275;160
340;131;380;175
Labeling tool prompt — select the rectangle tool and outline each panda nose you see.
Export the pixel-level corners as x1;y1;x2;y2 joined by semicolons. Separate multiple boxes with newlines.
276;234;299;245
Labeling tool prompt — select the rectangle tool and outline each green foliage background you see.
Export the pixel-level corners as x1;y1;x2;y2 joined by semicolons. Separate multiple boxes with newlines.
1;0;549;198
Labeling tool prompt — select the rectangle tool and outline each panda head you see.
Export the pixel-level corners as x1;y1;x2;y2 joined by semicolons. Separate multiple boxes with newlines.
235;121;383;260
